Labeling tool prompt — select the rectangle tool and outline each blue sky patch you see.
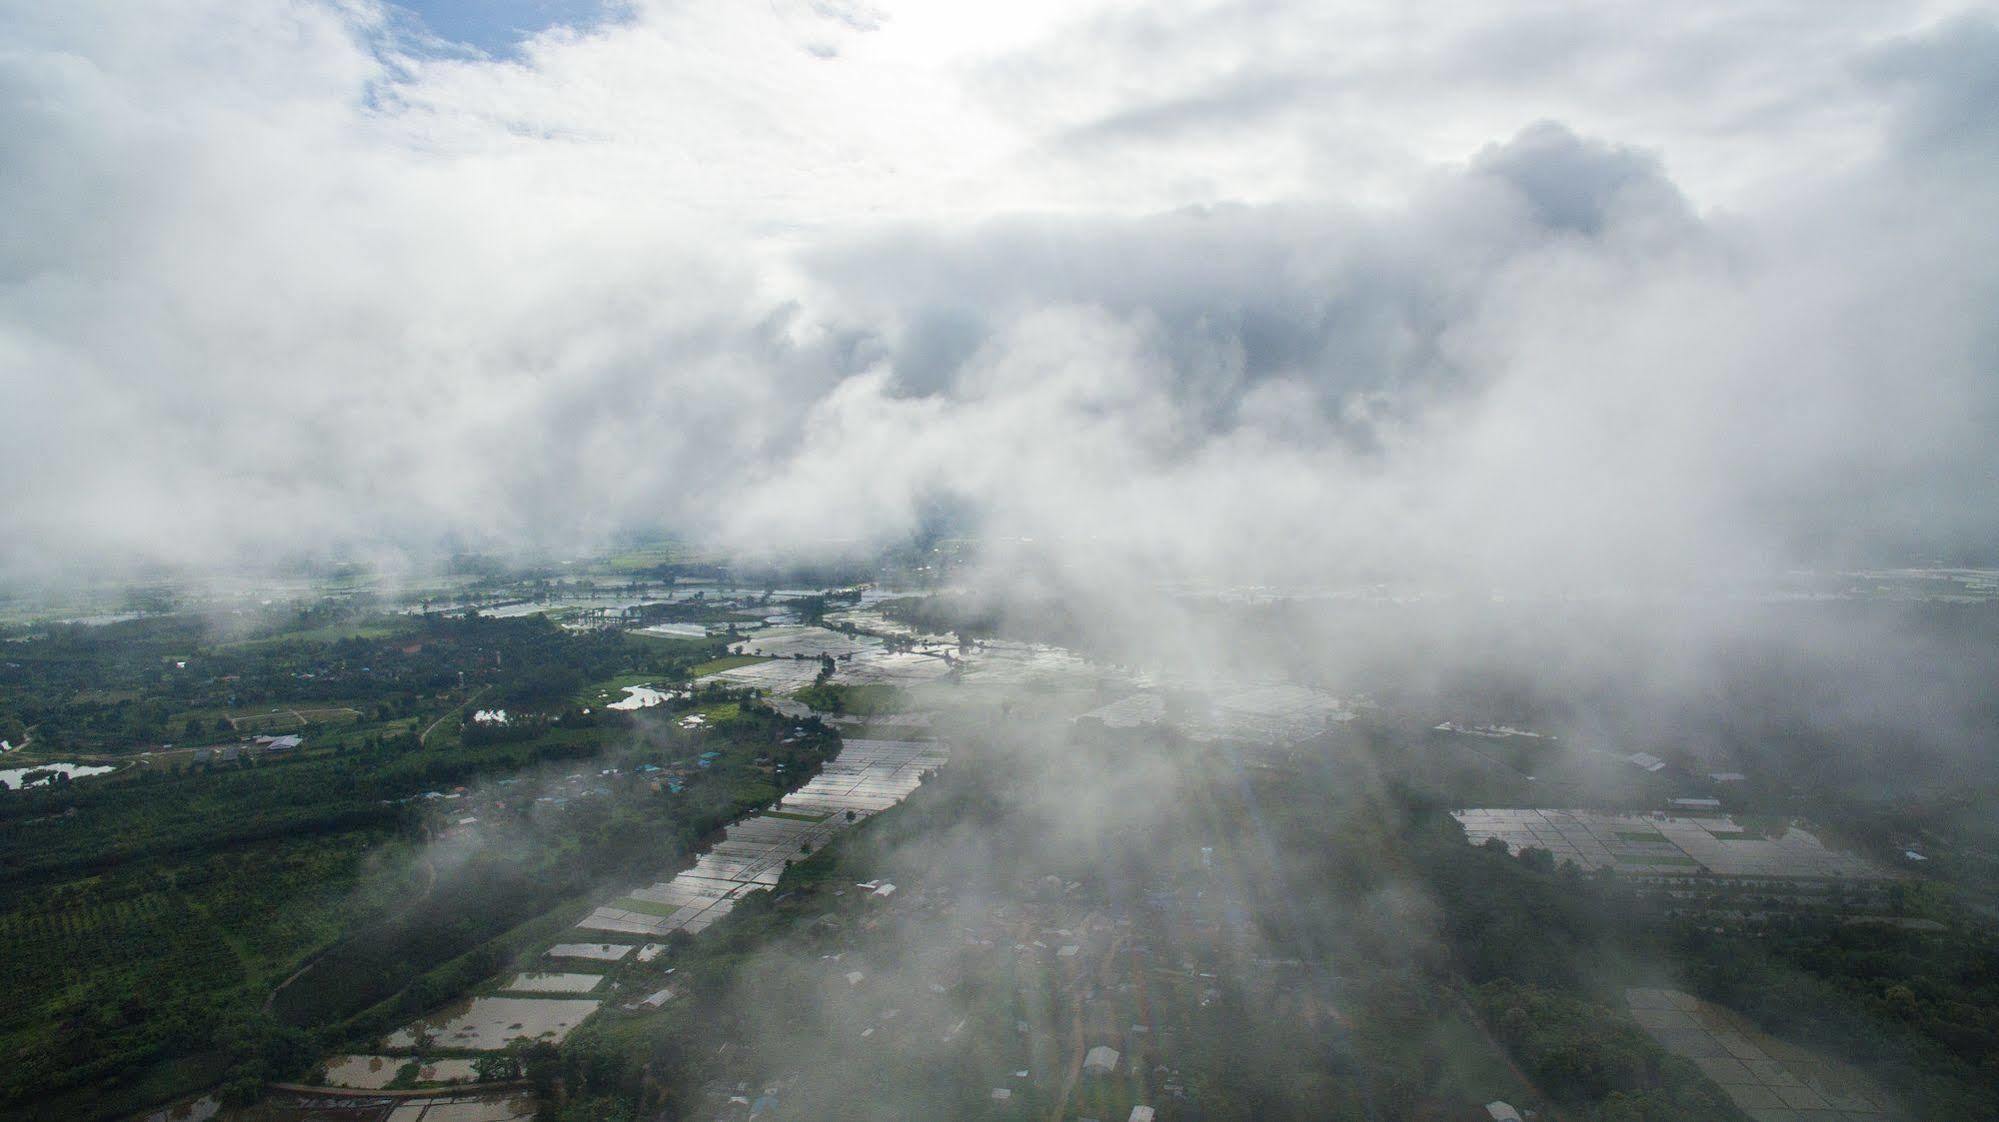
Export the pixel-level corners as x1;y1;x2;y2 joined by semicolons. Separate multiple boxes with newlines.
394;0;612;56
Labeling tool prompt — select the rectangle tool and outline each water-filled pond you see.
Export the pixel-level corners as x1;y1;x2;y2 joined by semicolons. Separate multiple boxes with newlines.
0;761;116;789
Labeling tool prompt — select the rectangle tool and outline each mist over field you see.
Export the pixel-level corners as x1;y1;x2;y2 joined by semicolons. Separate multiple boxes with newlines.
3;4;1998;1122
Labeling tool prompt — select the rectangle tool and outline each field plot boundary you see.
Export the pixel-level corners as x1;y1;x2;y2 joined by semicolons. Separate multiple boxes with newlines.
1452;808;1895;879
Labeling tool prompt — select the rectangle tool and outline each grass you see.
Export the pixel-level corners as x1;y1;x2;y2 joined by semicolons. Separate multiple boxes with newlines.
226;710;305;732
26;1051;231;1122
624;634;725;661
792;683;905;716
839;684;905;715
696;701;749;726
295;707;364;722
690;654;768;677
68;689;142;705
219;616;416;650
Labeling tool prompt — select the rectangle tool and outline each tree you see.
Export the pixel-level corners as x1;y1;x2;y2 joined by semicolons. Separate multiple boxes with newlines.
475;1050;523;1082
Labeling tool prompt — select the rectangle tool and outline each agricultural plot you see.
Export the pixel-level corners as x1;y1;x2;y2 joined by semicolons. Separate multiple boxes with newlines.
381;1091;536;1121
703;658;822;692
833;712;934;734
502;972;602;994
490;594;694;619
321;1055;480;1089
829;650;954;687
635;623;710;639
688;654;770;676
384;996;601;1052
730;625;877;660
1452;809;1894;878
1195;684;1353;743
706;645;950;696
296;707;364;722
225;706;362;732
545;942;633;962
1434;722;1548;740
575;739;947;940
0;889;246;1044
1076;684;1351;744
1625;988;1896;1120
819;607;948;643
209;1087;532;1122
1076;693;1167;729
771;738;948;820
955;639;1102;688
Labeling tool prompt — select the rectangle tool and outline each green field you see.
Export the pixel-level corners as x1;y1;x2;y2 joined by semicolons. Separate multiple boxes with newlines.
0;605;837;1118
791;683;905;716
689;654;768;677
763;809;829;822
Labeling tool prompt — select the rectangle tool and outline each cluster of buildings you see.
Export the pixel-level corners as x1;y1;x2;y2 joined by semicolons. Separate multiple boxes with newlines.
189;732;301;764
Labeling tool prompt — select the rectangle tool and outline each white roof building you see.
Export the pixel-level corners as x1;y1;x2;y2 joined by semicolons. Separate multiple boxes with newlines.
1083;1046;1120;1074
1485;1102;1523;1122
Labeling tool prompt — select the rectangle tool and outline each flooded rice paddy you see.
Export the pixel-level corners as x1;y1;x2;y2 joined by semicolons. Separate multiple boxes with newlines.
382;996;600;1051
500;972;602;994
1454;809;1896;878
138;1088;530;1122
634;623;709;639
1625;988;1897;1120
321;1056;479;1090
383;736;946;1057
1074;683;1351;744
575;739;947;940
544;942;631;962
729;625;877;660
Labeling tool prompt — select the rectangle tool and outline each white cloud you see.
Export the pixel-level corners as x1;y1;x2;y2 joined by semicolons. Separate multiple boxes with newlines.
1;0;1994;585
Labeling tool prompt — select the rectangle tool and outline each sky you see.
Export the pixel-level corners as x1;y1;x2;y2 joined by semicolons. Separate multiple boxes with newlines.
2;0;1997;588
395;0;615;55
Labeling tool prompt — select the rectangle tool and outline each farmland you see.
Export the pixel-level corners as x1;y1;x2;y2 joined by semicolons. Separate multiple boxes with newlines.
0;596;827;1120
6;577;1999;1122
